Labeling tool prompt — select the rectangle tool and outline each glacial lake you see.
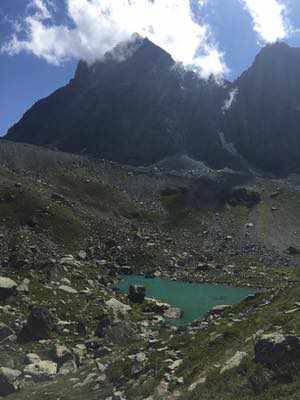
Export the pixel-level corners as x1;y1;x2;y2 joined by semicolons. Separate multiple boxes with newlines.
117;275;255;325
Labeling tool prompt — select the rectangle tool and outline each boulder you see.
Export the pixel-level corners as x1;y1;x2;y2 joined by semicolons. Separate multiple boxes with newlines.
94;314;113;338
0;277;17;301
78;250;87;260
164;307;184;320
255;333;300;368
58;285;78;294
18;307;54;343
60;255;81;268
0;323;14;341
220;351;248;374
209;305;231;317
0;367;21;396
128;285;146;304
17;278;30;294
54;345;73;366
144;298;170;314
287;246;300;256
24;360;57;382
25;353;41;364
105;298;132;316
105;320;137;345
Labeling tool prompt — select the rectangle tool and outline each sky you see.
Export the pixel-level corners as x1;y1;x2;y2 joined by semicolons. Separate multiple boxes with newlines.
1;0;300;136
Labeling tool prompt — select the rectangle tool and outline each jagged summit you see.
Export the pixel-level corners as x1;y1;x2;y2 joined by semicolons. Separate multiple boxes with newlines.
74;34;174;85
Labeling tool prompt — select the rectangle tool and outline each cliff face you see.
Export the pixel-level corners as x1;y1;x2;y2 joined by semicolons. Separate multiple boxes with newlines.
223;42;300;174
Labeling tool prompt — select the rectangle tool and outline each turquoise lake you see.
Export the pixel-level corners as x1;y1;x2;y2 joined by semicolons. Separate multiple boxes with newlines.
117;275;255;325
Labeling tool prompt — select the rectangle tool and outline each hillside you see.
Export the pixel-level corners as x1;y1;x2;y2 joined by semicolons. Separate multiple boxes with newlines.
0;141;299;399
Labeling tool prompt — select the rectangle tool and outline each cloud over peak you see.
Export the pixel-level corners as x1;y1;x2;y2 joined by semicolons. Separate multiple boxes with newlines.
2;0;227;79
241;0;290;43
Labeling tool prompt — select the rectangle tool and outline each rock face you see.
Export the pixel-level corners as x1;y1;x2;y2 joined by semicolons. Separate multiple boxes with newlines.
18;307;54;343
223;42;300;174
128;285;146;304
255;333;300;368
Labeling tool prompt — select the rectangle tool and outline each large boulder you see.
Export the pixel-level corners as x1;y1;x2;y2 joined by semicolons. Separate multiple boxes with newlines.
18;307;54;343
0;367;21;396
94;314;113;338
105;298;132;316
24;360;57;382
255;333;300;368
220;351;248;374
0;323;14;341
0;277;17;301
128;285;146;304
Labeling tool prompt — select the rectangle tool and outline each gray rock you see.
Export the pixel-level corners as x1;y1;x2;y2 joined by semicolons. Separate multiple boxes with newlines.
17;278;30;294
54;345;74;366
255;333;300;367
78;250;87;260
25;353;41;364
0;367;21;396
220;351;248;374
0;323;14;341
24;360;57;382
58;360;77;375
105;298;132;315
128;285;146;304
60;255;82;268
209;305;231;316
164;307;183;320
59;285;78;294
18;307;54;343
0;277;17;301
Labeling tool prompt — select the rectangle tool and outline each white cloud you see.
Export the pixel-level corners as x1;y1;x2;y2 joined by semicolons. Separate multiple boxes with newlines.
2;0;227;78
241;0;290;43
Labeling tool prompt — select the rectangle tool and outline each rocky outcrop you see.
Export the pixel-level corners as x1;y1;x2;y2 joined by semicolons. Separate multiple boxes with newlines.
255;333;300;368
17;307;54;343
223;42;300;174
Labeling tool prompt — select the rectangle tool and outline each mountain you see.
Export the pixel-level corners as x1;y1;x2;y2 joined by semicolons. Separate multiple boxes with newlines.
223;42;300;174
6;36;236;170
5;39;300;174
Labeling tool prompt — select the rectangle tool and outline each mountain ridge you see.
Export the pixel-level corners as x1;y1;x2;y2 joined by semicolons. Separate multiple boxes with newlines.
5;38;300;174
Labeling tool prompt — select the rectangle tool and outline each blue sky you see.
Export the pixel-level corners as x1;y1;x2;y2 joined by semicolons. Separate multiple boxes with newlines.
1;0;300;136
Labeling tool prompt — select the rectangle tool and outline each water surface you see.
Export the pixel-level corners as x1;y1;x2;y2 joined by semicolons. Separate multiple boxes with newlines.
117;275;254;325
